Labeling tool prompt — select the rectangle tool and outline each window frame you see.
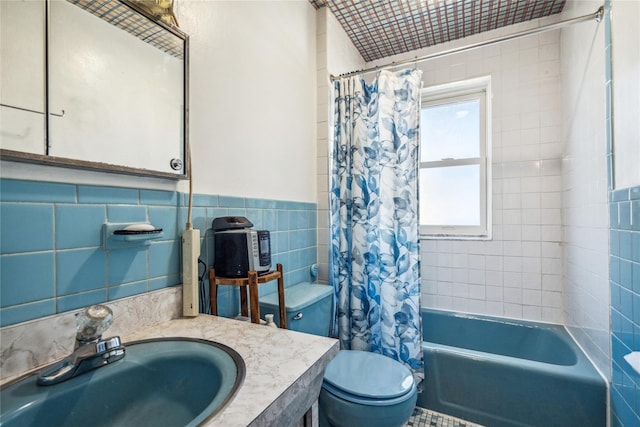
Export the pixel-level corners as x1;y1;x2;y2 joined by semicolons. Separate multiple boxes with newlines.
419;76;492;240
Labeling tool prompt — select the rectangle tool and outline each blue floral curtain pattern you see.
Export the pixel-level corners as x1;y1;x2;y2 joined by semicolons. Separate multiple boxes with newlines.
329;68;423;386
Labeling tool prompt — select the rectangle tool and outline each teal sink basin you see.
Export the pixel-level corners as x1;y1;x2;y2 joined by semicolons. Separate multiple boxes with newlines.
0;338;245;427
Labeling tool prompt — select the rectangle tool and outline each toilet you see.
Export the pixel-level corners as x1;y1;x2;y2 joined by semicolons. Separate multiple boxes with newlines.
260;283;418;427
319;350;417;427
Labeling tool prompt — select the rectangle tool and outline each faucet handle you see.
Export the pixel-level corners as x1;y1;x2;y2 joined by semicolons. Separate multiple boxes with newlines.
96;336;123;354
76;305;113;342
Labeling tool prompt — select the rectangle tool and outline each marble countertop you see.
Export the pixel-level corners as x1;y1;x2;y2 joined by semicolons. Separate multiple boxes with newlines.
123;315;339;427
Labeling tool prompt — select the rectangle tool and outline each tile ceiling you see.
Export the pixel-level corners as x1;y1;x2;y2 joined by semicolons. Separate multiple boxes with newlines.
309;0;567;62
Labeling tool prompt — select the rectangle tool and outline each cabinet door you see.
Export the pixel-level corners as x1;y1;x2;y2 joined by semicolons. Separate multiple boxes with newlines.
0;0;46;155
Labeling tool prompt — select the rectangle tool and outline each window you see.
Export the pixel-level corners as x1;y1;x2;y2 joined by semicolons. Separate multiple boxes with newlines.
419;77;491;239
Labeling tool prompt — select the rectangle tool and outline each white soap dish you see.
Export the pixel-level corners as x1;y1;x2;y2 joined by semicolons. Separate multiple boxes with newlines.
103;223;164;249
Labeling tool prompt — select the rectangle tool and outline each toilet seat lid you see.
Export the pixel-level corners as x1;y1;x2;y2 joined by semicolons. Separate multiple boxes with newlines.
323;350;415;399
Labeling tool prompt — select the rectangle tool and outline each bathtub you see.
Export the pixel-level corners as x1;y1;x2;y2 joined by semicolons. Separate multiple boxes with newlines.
417;309;606;427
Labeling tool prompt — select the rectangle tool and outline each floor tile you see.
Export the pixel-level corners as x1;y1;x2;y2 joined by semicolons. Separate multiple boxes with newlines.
404;407;484;427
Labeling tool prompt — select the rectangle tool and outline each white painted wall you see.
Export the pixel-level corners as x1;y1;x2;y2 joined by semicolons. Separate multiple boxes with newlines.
177;0;318;202
560;0;611;380
2;1;319;205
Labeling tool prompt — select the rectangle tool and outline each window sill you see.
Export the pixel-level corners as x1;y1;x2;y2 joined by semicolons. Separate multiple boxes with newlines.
420;233;492;241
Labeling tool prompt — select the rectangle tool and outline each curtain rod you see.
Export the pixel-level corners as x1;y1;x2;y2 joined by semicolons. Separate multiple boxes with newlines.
330;6;604;81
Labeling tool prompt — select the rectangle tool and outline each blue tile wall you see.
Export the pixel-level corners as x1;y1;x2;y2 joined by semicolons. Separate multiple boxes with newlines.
610;186;640;427
184;192;319;316
0;178;318;327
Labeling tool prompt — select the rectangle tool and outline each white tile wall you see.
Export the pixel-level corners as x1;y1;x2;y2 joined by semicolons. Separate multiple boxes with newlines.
315;8;330;284
418;29;565;324
560;0;610;379
316;8;610;361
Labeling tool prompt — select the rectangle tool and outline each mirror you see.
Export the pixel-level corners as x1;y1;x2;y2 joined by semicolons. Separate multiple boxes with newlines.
0;0;188;179
0;0;46;156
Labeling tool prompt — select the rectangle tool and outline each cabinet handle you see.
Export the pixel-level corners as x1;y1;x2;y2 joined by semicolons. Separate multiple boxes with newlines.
293;312;303;321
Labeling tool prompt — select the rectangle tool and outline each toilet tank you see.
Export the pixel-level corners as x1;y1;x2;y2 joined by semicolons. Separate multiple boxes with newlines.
259;282;333;336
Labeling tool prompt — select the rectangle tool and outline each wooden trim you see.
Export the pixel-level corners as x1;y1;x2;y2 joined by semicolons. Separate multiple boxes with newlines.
277;263;287;329
208;269;218;316
248;271;260;324
239;286;248;317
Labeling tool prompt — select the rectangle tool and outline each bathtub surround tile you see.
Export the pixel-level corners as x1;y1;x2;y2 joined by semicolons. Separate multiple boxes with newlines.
0;178;318;327
413;23;613;402
503;303;523;319
563;38;612;376
610;185;640;425
522;304;542;320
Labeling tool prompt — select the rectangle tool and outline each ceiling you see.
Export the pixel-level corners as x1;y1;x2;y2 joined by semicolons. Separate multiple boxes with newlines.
309;0;567;62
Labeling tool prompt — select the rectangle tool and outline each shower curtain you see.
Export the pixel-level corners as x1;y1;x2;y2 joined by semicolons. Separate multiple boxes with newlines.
329;68;423;386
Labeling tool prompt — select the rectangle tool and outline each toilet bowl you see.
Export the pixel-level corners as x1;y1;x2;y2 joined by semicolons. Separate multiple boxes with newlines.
259;284;417;426
318;350;417;427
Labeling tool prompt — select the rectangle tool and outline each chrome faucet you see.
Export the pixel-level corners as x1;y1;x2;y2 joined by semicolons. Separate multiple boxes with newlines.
37;305;126;386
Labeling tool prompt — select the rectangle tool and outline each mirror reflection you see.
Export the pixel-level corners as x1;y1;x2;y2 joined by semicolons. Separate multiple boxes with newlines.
0;0;188;178
0;0;46;155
